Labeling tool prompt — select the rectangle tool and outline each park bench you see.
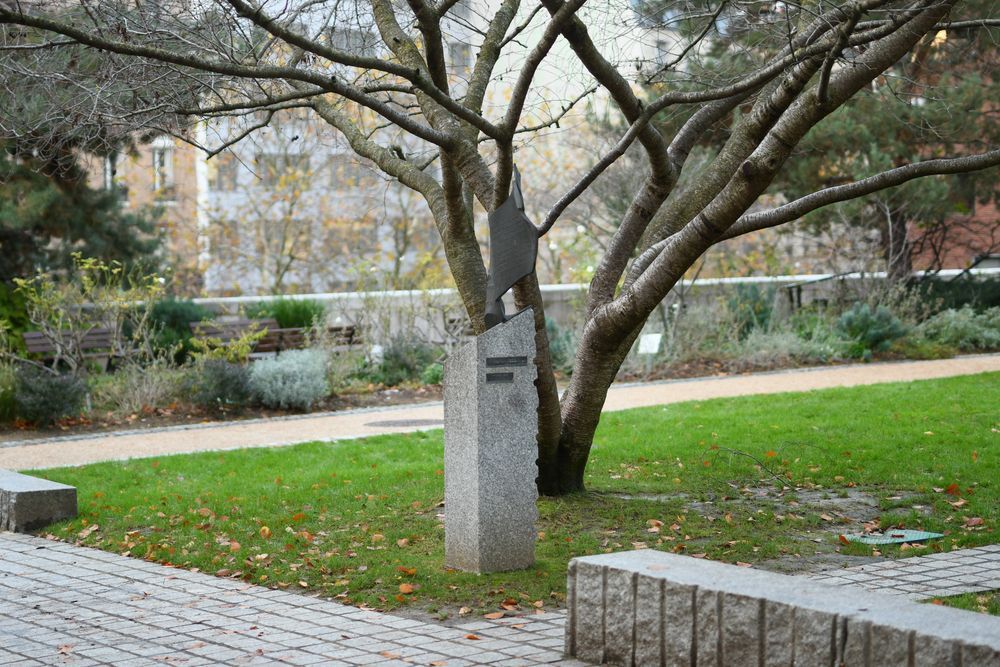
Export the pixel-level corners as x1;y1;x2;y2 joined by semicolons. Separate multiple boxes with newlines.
564;549;1000;666
189;319;362;357
22;327;121;371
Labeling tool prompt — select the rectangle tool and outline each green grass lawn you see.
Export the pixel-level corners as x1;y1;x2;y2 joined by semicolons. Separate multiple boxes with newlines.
32;372;999;619
929;590;1000;616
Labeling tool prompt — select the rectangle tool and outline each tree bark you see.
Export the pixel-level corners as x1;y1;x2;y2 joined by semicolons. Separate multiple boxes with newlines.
538;323;640;494
882;206;913;282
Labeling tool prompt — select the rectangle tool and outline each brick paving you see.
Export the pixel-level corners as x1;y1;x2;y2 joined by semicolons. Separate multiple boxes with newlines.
2;531;999;665
809;543;1000;600
0;533;583;667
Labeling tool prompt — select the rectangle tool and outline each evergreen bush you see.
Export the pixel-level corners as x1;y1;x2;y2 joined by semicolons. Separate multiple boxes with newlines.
186;360;251;411
13;365;87;425
918;306;1000;351
150;298;211;363
249;349;328;410
246;298;325;328
836;303;908;359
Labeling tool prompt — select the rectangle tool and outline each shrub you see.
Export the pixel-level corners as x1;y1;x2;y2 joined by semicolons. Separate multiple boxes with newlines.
249;349;329;410
0;283;29;354
836;303;908;359
546;318;576;375
420;362;444;385
738;330;845;366
92;363;185;415
728;284;775;338
0;363;16;422
368;337;439;387
917;306;1000;351
150;299;211;363
13;365;87;425
246;298;325;328
186;360;251;411
914;275;1000;311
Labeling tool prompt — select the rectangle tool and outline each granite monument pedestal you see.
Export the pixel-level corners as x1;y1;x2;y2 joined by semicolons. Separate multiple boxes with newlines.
443;308;538;573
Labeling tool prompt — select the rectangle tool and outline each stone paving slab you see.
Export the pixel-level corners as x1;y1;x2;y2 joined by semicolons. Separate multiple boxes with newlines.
809;543;1000;600
0;532;585;667
3;531;999;665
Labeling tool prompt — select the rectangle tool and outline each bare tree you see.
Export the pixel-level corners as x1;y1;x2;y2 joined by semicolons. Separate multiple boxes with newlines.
2;0;998;493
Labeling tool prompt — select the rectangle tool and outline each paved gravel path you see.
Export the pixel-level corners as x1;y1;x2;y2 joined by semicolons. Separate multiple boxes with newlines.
1;354;997;470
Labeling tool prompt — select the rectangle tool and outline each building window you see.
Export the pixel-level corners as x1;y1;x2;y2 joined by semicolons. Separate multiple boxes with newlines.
210;154;240;192
151;142;175;199
256;152;310;187
102;153;118;190
448;42;473;76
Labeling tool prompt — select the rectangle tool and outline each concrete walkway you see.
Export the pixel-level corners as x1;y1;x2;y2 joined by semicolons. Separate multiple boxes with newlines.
2;532;998;666
2;354;998;470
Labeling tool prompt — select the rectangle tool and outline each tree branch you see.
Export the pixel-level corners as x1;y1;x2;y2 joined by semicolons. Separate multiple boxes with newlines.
723;150;1000;240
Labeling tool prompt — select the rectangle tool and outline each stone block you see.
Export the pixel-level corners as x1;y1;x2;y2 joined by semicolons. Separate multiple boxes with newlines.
840;617;870;667
443;309;537;573
763;600;794;667
662;580;695;667
572;560;606;665
870;624;911;667
564;550;1000;667
633;575;663;666
0;469;77;532
793;607;836;666
721;593;759;666
695;587;719;667
604;568;635;666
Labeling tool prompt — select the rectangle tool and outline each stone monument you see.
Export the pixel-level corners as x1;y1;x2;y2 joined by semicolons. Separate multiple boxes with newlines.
444;165;539;573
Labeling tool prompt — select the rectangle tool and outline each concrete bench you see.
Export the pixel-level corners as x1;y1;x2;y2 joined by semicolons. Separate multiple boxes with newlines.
0;470;77;532
565;549;1000;666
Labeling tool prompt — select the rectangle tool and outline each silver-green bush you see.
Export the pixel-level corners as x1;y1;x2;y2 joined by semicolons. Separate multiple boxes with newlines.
918;306;1000;351
249;349;329;410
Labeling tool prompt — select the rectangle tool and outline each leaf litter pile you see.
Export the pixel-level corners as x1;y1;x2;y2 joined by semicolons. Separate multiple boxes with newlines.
34;373;999;620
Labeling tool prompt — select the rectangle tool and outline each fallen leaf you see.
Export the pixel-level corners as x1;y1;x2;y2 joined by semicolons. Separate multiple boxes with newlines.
838;535;851;546
944;483;961;497
948;499;967;509
430;662;448;666
57;644;74;655
78;524;99;539
398;583;415;594
396;566;417;576
965;517;985;527
229;540;240;552
464;634;481;640
291;512;306;522
458;607;471;615
259;526;271;539
380;651;400;659
396;538;410;547
483;612;504;619
736;562;752;568
371;533;385;543
690;553;707;559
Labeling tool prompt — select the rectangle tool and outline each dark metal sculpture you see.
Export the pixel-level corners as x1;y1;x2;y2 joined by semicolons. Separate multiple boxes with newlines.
484;166;538;330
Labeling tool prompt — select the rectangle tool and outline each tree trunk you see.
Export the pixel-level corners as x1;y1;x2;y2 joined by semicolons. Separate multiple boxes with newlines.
537;323;640;494
881;206;913;282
